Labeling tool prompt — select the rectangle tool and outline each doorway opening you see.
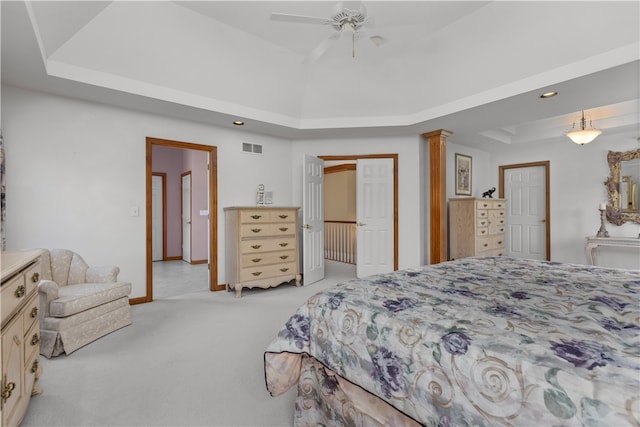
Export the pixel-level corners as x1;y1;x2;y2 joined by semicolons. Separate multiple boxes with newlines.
319;154;399;275
140;137;221;304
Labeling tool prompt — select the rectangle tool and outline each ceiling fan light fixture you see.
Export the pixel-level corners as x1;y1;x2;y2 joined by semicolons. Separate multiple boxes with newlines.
566;110;602;145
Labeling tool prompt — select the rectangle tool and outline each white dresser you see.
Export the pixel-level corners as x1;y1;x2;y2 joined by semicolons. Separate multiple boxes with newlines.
449;198;507;260
224;207;301;297
1;250;43;427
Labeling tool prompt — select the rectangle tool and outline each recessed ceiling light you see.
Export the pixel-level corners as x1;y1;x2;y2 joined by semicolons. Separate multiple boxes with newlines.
233;120;244;126
540;91;558;99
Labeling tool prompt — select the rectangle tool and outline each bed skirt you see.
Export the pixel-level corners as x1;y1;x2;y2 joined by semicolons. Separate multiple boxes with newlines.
267;352;420;427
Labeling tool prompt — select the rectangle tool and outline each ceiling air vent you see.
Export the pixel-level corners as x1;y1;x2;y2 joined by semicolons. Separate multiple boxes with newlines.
242;142;263;154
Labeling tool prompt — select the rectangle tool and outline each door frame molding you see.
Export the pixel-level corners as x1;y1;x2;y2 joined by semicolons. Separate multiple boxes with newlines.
152;172;167;261
319;154;398;271
180;170;192;263
135;137;220;305
498;160;551;261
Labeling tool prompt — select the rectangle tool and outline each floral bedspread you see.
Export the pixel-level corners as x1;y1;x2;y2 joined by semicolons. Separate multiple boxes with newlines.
265;257;640;426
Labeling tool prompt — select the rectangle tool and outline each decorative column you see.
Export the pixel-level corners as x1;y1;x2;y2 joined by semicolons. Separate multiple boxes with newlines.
424;129;453;264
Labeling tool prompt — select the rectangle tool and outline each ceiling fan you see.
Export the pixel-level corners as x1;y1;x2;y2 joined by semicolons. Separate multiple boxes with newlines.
270;2;387;62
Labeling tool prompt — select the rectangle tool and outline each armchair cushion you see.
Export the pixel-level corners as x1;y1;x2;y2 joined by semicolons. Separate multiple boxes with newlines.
49;281;131;317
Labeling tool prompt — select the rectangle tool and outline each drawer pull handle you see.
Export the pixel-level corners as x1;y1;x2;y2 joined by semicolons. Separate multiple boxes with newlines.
15;285;26;298
30;307;39;318
251;215;262;220
280;268;289;272
2;382;15;402
31;272;40;283
31;334;40;346
251;245;262;249
498;241;503;245
481;230;486;234
279;243;289;247
251;228;262;233
251;258;262;263
31;360;39;374
279;215;288;219
484;243;488;247
279;227;288;232
252;272;262;277
280;255;289;260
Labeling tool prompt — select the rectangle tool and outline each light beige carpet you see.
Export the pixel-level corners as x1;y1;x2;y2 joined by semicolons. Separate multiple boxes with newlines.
21;261;356;427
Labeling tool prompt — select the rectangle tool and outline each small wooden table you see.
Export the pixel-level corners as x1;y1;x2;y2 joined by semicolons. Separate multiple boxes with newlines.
585;236;640;266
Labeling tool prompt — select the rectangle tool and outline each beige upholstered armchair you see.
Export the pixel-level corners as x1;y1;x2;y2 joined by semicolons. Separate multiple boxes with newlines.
38;249;132;358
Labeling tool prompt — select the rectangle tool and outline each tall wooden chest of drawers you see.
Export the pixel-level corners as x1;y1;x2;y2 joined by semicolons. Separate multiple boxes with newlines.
1;250;43;427
449;198;507;260
224;207;301;297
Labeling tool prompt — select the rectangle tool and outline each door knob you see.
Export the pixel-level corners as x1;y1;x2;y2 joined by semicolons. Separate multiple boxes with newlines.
303;224;311;229
541;219;546;223
357;222;366;227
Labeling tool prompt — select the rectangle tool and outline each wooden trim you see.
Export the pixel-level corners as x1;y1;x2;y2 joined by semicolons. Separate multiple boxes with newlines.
181;170;192;263
325;220;357;224
190;259;208;265
145;137;219;304
152;173;167;260
498;160;551;260
164;256;182;261
325;164;356;174
319;154;399;271
424;130;453;264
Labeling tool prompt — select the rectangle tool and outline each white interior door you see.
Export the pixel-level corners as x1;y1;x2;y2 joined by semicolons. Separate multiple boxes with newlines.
356;158;394;278
504;165;547;259
152;175;164;261
302;155;325;285
181;173;191;263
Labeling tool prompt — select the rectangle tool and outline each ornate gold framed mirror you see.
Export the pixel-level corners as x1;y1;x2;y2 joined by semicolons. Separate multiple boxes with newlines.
605;148;640;225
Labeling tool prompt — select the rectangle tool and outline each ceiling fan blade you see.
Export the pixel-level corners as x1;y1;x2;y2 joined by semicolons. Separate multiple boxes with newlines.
304;32;343;64
270;12;333;25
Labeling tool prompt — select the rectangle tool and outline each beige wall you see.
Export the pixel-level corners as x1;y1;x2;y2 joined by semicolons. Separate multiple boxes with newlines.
324;170;356;221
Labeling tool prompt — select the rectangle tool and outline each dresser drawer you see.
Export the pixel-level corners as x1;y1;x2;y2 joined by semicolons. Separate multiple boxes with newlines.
24;261;41;297
241;250;296;267
24;319;40;362
240;209;271;223
240;223;295;237
240;237;296;253
478;248;506;257
22;293;40;333
477;235;505;252
477;217;489;228
476;200;505;210
271;210;296;223
1;273;27;324
240;262;297;282
240;209;297;224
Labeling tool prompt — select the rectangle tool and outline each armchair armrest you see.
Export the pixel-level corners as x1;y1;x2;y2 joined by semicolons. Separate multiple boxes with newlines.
38;280;59;318
86;266;120;283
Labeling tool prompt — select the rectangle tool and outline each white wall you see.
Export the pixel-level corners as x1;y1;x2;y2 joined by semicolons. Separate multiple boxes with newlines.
446;143;492;200
488;134;640;268
290;136;427;269
2;85;294;298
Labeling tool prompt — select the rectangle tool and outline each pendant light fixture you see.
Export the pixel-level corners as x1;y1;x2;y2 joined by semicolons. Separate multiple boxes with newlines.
566;110;602;145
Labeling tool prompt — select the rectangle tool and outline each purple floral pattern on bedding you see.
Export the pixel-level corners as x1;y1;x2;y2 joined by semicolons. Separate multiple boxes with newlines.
265;257;640;426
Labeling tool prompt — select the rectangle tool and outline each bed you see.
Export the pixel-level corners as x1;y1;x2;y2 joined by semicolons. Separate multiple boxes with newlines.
264;257;640;426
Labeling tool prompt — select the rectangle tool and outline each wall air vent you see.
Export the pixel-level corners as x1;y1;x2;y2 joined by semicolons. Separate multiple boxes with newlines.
242;142;263;154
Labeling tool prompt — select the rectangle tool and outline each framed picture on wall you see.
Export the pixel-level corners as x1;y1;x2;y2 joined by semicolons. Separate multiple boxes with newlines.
455;153;472;196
